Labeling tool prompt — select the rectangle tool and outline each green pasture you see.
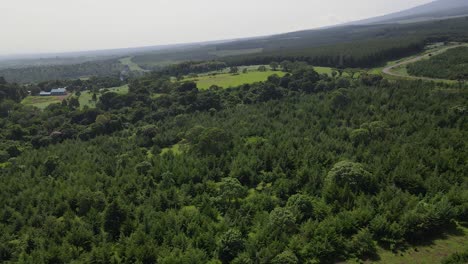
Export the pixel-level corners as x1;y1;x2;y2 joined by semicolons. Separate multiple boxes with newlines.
21;94;68;109
76;84;129;108
185;70;286;89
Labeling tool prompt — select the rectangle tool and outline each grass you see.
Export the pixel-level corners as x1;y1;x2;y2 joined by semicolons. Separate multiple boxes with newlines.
76;84;129;108
185;70;286;90
314;66;334;75
119;57;147;72
21;94;69;109
346;223;468;264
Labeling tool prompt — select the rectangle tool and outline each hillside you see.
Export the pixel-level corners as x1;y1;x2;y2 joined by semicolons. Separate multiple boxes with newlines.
348;0;468;25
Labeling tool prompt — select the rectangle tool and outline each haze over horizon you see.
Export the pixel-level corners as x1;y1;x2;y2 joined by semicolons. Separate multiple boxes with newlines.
1;0;433;56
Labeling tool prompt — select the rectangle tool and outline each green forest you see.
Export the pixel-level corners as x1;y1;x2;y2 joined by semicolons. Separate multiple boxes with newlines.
0;60;467;263
0;59;125;84
407;46;468;80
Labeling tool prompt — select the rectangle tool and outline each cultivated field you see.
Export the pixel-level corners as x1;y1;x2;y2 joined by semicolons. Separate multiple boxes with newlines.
21;94;70;109
185;70;286;89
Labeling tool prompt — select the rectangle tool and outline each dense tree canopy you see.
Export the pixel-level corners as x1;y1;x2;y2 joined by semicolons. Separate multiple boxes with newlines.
0;62;466;263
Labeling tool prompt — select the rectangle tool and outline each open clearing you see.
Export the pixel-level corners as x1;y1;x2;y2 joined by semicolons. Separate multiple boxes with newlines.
21;94;70;109
119;57;149;72
185;70;286;89
77;84;129;108
346;224;468;264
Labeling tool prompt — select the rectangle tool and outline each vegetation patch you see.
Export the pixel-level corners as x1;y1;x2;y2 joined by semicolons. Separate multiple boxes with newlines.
349;224;468;264
76;84;129;108
160;141;189;155
185;70;286;89
119;57;147;72
21;94;69;109
407;46;468;80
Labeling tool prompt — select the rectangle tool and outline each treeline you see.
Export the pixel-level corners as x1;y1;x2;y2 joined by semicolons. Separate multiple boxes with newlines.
407;46;468;80
0;77;28;102
162;61;227;76
0;59;125;83
0;62;467;263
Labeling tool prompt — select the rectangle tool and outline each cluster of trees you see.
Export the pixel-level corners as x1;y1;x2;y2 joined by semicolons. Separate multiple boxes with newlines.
0;77;28;102
407;46;468;80
0;62;467;263
0;59;124;83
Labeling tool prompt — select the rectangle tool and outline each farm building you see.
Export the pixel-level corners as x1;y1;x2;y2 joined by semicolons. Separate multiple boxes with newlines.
51;88;67;95
39;88;67;96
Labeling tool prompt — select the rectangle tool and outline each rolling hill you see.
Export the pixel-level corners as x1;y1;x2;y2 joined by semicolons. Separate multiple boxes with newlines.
348;0;468;25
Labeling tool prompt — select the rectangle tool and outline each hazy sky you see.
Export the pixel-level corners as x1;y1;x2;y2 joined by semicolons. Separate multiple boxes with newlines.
1;0;433;55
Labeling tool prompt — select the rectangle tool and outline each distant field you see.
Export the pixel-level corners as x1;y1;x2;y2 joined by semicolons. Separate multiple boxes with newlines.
185;70;286;89
119;57;147;72
77;84;129;108
21;94;69;109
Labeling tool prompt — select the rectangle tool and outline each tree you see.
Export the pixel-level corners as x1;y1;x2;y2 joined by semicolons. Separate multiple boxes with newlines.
269;207;296;236
286;194;314;222
272;251;298;264
323;161;376;207
242;68;248;74
103;200;127;240
258;66;267;72
280;60;292;72
68;97;80;109
219;177;247;209
218;229;244;263
270;62;279;71
330;89;350;109
229;67;239;74
196;127;232;156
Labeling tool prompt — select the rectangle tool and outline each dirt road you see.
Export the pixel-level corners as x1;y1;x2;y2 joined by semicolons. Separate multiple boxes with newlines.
382;44;467;82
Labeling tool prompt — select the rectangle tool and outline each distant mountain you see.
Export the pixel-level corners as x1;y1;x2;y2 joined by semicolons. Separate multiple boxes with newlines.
348;0;468;25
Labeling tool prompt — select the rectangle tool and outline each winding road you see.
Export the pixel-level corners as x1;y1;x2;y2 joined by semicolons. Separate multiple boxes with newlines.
382;43;467;82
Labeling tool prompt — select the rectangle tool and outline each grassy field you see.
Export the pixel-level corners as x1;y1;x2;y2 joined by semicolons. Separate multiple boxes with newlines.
119;57;148;72
77;84;129;108
185;70;286;89
314;66;334;75
346;224;468;264
21;94;69;109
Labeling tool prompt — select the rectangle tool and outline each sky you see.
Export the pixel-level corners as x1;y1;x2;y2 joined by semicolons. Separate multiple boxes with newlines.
0;0;433;55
